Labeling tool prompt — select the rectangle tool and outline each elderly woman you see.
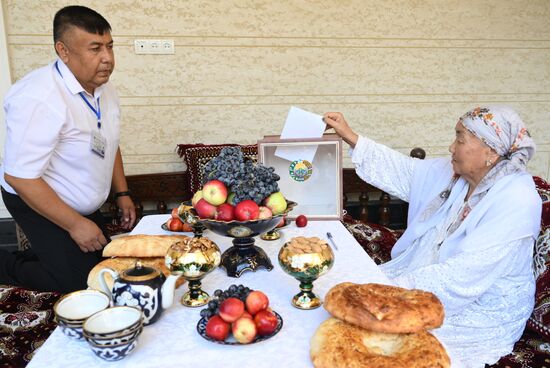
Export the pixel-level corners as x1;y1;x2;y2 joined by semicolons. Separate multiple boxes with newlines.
324;106;541;368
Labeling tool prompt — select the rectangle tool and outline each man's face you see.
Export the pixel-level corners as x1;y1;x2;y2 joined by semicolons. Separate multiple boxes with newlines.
55;26;114;94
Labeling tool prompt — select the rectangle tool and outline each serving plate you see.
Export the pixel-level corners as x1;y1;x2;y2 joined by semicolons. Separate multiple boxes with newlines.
161;222;193;233
196;311;283;345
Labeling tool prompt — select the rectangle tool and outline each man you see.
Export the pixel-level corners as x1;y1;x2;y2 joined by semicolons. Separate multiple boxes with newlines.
0;5;135;292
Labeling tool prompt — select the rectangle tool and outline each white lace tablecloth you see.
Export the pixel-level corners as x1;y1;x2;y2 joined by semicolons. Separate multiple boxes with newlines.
28;215;391;368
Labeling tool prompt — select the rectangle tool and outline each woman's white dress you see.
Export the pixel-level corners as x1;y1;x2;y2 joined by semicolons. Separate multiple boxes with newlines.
350;136;542;368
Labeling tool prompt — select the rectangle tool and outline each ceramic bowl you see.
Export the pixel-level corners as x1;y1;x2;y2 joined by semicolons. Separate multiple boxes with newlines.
56;319;84;340
53;289;110;340
83;306;143;339
84;326;143;346
87;336;139;362
53;289;110;322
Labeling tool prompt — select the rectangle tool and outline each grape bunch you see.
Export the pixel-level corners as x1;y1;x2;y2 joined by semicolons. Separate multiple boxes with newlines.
200;284;252;320
202;147;280;205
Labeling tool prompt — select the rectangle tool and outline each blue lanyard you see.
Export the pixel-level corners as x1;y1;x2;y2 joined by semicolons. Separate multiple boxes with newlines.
55;61;102;130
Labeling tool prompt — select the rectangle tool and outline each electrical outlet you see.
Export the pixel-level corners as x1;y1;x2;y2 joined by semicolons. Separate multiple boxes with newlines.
149;40;162;53
134;39;175;54
134;40;148;54
161;40;175;54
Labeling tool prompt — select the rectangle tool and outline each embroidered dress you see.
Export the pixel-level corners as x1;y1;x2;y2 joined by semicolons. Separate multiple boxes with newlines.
351;136;541;368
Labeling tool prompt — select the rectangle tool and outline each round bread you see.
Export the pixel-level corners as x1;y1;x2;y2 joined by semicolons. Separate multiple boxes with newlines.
87;257;185;291
324;282;444;333
310;317;450;368
102;234;190;257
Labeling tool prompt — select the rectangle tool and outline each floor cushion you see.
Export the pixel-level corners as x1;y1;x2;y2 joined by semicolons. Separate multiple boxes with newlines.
0;285;61;367
341;214;402;265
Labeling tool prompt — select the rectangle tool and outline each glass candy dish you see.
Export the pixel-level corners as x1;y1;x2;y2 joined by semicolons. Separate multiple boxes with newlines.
165;234;221;307
278;237;334;309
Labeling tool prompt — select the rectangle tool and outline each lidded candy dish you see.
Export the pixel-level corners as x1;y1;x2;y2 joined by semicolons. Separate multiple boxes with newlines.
165;235;221;307
278;236;335;309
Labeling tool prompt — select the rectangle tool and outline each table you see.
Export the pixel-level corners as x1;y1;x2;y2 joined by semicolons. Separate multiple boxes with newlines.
28;215;391;368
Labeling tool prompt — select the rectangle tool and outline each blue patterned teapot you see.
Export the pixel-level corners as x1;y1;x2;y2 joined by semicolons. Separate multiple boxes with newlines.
97;261;180;325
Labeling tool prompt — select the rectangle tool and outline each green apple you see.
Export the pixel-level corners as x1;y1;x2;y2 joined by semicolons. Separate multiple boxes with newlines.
226;192;237;206
191;190;203;207
264;192;287;215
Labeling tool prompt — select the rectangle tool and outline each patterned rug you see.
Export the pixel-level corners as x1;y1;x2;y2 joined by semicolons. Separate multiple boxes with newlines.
0;285;61;368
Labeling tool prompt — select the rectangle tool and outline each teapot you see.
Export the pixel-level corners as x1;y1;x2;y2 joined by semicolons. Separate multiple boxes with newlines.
98;261;180;325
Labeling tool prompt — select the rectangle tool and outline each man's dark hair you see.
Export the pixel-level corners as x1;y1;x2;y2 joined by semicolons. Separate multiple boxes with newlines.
53;5;111;43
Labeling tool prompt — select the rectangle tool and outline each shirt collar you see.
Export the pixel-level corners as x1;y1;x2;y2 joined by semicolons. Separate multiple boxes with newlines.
54;58;105;99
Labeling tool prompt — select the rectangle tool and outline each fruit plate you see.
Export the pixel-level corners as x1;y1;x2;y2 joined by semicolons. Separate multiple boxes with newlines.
161;223;193;233
196;311;283;345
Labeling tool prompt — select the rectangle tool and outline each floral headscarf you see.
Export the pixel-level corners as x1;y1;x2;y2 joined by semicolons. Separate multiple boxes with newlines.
419;105;536;223
458;105;536;172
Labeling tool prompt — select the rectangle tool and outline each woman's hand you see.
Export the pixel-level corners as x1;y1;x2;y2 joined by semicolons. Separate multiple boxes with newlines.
323;112;359;148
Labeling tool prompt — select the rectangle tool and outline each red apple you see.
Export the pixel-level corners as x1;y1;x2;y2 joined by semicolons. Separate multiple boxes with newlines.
254;310;278;336
215;203;235;221
245;290;269;316
258;206;272;219
295;214;308;227
232;316;257;344
194;198;217;219
276;216;287;228
241;311;253;319
181;222;193;232
171;207;179;219
205;315;230;341
218;297;245;323
202;180;228;206
234;200;260;221
264;192;287;215
168;217;183;232
191;190;203;207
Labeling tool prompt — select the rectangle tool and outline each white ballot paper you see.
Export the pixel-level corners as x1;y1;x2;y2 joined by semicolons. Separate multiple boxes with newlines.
275;106;326;162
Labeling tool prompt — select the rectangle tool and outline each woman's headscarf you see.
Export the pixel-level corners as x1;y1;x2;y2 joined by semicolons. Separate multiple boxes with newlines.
458;105;536;173
419;105;536;222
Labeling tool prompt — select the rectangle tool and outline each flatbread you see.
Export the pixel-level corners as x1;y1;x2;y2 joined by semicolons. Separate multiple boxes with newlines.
324;282;444;333
87;257;185;291
310;317;450;368
102;234;189;257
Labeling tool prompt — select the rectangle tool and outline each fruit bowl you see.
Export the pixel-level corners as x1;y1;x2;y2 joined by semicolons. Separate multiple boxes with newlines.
196;284;283;345
197;311;282;345
197;200;296;238
182;201;296;277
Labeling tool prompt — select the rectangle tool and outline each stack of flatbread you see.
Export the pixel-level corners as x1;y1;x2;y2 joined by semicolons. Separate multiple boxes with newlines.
87;234;190;291
310;282;450;368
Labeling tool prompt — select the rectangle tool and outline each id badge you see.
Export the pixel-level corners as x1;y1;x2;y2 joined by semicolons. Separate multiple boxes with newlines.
90;130;106;158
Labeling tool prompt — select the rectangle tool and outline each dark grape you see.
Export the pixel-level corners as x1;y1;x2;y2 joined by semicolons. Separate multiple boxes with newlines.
201;147;280;205
199;284;255;321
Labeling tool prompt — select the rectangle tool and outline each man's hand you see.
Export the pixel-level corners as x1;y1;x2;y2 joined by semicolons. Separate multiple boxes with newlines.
68;217;108;253
117;196;136;229
323;112;359;148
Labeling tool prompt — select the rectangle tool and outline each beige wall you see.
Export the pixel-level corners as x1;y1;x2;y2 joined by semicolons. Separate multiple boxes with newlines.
2;0;549;180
